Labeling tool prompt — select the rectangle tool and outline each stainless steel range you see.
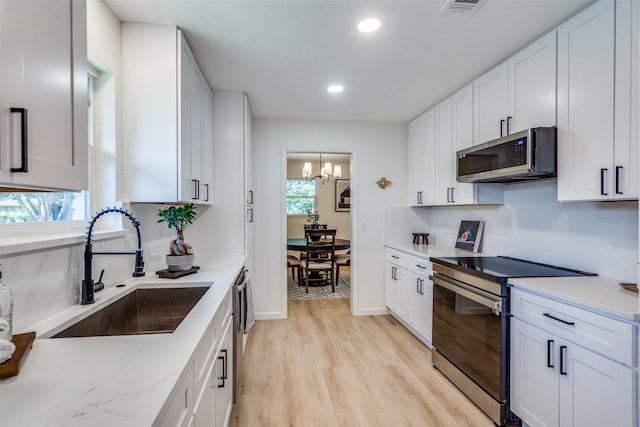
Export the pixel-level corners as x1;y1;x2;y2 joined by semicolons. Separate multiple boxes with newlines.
429;256;595;427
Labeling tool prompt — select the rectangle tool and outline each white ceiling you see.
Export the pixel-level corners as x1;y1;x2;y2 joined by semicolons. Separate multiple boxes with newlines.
104;0;594;123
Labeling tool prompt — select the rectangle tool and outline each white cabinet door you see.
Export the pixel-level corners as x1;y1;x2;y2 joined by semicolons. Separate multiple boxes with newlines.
408;109;436;206
0;0;87;191
408;114;426;205
508;30;557;134
434;97;453;205
559;342;634;427
510;318;560;427
557;0;615;201
123;25;212;204
194;361;216;426
474;62;508;145
215;320;233;427
202;83;214;204
385;261;399;311
406;269;432;345
612;0;639;200
450;84;477;205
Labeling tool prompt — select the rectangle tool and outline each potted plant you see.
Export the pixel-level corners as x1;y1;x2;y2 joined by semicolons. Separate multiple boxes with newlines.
305;209;321;229
157;203;197;271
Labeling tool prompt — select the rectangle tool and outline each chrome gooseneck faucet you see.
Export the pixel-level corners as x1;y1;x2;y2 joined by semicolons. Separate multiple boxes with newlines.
82;207;145;305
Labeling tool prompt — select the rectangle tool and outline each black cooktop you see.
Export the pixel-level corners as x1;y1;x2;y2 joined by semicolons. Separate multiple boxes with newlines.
431;256;596;280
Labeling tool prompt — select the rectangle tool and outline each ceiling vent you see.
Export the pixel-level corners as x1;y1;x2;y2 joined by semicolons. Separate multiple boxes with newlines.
439;0;486;14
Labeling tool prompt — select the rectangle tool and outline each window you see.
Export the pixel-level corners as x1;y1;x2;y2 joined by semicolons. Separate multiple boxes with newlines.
286;179;316;215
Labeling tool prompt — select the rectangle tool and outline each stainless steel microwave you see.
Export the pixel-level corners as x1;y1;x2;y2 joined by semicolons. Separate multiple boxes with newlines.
457;127;557;183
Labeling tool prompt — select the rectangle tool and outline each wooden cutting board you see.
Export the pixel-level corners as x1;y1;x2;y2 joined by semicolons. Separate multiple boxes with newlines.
0;332;36;379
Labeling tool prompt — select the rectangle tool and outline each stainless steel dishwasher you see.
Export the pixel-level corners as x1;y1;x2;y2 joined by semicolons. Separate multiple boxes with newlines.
233;267;251;403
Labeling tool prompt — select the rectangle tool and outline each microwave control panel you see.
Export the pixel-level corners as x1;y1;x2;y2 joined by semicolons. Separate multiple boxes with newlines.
513;139;526;166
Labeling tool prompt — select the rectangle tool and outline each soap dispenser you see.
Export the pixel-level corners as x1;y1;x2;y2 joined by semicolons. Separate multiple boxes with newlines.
0;269;13;341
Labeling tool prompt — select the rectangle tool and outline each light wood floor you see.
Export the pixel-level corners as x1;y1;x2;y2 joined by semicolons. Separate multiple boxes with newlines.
230;298;495;427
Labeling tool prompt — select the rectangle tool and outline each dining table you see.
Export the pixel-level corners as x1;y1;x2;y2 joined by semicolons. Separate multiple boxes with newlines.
286;238;351;251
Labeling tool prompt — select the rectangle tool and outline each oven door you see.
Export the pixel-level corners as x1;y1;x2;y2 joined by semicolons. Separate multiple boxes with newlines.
432;274;503;402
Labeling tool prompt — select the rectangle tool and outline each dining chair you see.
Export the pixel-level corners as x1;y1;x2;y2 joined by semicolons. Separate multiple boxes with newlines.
287;254;300;281
335;250;350;285
300;229;336;293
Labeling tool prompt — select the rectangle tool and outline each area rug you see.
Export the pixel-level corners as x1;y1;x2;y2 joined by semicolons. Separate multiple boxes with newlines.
287;266;350;300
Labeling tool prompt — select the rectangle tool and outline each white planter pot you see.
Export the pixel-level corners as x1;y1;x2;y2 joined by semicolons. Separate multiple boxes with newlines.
166;254;195;271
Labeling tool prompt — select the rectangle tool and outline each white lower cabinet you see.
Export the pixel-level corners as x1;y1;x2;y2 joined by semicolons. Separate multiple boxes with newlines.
510;289;636;427
155;289;233;427
154;362;195;427
384;248;432;347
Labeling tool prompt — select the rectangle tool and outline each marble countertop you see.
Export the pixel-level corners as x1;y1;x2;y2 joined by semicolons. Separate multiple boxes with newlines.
509;276;639;322
385;242;638;322
0;254;246;427
384;241;492;259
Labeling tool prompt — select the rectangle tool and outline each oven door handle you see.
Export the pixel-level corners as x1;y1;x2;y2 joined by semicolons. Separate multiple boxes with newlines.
430;274;502;312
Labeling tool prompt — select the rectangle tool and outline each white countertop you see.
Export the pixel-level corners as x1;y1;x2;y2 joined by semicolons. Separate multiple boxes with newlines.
509;275;639;322
0;254;246;427
384;242;492;259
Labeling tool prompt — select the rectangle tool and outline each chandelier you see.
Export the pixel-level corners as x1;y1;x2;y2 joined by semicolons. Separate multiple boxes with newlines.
302;153;342;184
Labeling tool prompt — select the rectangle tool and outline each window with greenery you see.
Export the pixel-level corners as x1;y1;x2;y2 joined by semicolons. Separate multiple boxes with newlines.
286;179;316;215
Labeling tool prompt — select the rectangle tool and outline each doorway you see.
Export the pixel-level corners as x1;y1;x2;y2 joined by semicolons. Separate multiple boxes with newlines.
285;152;352;302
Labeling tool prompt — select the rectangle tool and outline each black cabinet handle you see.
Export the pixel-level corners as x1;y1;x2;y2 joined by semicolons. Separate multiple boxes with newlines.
615;166;623;195
500;119;505;138
547;339;554;368
218;349;228;388
506;116;512;135
192;179;200;200
10;108;28;172
446;187;451;203
543;312;575;326
204;183;210;201
450;187;455;203
559;345;567;375
600;168;608;196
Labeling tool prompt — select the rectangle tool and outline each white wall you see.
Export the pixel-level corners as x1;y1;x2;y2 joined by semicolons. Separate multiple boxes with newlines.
252;119;408;318
386;181;639;282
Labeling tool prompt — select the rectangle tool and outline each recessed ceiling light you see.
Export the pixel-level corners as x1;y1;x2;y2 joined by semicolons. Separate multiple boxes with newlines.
328;85;344;93
358;18;381;33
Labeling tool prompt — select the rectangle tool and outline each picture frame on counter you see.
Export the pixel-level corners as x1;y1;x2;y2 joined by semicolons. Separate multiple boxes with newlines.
455;220;484;252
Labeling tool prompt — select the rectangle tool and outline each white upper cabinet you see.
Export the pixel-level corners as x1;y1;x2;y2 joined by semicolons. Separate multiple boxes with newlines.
123;24;213;204
0;0;88;191
508;31;557;134
408;109;435;206
474;62;509;144
211;91;254;257
408;85;503;207
557;0;638;201
474;30;557;145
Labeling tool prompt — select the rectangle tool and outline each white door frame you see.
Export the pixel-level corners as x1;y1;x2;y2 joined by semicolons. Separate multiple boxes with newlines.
280;147;358;317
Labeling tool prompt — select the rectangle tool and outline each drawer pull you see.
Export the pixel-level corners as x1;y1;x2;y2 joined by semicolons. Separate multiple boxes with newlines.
543;312;575;326
391;255;399;259
416;264;427;269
